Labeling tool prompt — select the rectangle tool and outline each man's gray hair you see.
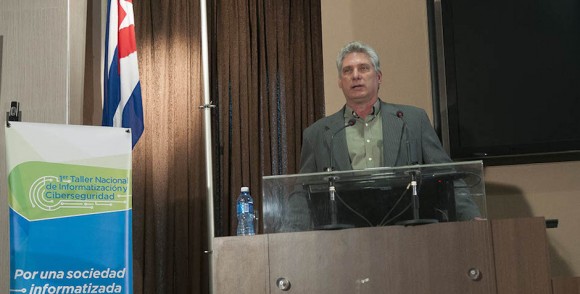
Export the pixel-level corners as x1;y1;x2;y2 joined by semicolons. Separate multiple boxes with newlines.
336;41;381;76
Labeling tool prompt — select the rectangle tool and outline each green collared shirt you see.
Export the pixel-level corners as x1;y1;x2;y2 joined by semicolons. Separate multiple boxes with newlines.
344;100;383;169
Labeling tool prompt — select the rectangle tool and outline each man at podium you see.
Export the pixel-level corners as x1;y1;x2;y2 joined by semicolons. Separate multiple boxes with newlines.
295;41;481;227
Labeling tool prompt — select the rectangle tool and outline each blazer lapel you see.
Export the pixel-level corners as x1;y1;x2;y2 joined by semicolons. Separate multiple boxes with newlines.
382;104;405;167
324;111;352;171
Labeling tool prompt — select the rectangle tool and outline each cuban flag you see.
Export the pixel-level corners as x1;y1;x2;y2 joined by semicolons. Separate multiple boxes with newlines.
103;0;144;148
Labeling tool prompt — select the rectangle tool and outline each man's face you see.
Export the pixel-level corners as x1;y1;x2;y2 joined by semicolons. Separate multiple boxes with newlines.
338;52;382;106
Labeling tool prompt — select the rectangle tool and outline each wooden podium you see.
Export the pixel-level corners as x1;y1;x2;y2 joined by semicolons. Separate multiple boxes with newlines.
213;217;553;294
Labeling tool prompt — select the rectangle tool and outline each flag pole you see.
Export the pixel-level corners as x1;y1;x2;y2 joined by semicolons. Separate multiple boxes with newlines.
199;0;215;292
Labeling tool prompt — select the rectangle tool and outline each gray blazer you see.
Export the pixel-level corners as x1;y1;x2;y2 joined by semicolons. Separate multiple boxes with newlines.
300;101;452;172
295;100;480;222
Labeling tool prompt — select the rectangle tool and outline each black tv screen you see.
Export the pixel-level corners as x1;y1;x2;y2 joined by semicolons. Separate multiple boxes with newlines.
434;0;580;161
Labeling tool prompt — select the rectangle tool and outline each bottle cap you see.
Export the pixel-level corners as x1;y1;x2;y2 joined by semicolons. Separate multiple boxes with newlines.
241;187;249;192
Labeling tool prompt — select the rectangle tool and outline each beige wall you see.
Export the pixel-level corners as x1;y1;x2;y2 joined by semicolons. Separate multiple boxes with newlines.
322;0;580;277
0;0;87;291
321;0;433;118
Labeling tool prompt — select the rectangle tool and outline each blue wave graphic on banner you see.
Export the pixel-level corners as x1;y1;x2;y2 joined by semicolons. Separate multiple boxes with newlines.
10;210;133;293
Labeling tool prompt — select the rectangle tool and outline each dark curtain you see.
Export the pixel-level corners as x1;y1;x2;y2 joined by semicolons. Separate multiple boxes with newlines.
210;0;325;237
132;0;208;293
87;0;325;293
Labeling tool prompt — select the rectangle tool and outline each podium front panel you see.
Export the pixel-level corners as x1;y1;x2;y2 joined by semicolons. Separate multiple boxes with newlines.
267;221;496;293
212;218;553;294
262;161;486;234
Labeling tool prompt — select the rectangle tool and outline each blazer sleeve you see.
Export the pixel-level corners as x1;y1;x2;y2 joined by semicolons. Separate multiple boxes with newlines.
418;109;482;220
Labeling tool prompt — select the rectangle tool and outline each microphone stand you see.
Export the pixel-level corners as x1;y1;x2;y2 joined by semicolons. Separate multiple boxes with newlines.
327;168;339;227
317;119;356;230
396;169;438;226
317;167;353;230
395;112;437;226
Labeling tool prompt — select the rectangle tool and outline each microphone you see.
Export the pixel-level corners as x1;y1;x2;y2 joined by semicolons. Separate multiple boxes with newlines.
396;111;418;165
318;118;357;231
326;118;356;172
395;111;437;226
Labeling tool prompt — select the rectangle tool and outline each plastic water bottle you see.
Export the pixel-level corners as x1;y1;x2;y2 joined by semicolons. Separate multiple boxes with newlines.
236;187;255;236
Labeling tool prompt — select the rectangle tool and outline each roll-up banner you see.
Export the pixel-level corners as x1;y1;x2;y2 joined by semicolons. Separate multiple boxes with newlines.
4;122;133;293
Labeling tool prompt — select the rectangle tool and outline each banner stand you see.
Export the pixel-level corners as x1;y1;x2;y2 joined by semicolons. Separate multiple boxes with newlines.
6;100;21;126
5;121;133;294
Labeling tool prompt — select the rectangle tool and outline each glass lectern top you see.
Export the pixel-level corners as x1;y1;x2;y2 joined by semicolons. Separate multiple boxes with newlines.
262;160;486;234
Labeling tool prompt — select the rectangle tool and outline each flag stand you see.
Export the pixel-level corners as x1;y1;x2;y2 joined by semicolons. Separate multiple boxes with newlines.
199;0;215;291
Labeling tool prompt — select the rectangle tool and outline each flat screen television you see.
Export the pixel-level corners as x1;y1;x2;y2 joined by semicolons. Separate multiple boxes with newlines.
430;0;580;163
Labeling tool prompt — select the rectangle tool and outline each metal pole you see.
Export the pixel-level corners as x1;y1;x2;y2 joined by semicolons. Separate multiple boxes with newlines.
199;0;215;293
